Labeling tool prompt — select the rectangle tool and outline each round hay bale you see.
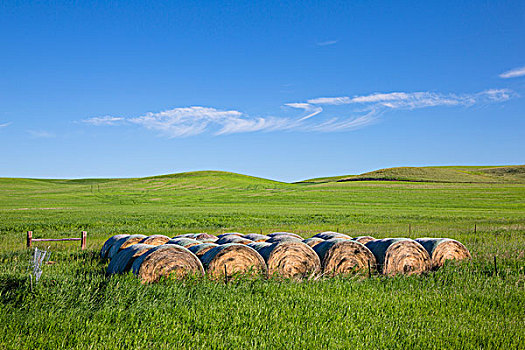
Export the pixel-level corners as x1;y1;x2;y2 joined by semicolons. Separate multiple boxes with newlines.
267;232;303;239
248;241;321;279
131;245;204;283
188;243;219;258
100;234;129;259
139;235;171;246
242;233;270;242
167;238;201;248
266;235;302;244
365;238;431;276
313;231;352;240
172;233;195;238
193;233;218;242
314;238;376;276
217;232;243;239
200;243;267;279
216;235;252;245
415;238;471;269
303;237;324;248
353;236;376;244
107;234;147;259
107;244;155;275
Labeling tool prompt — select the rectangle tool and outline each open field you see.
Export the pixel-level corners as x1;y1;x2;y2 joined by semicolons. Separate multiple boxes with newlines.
1;168;524;349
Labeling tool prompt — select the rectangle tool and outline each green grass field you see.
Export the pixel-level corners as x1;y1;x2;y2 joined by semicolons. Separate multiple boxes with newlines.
1;167;524;349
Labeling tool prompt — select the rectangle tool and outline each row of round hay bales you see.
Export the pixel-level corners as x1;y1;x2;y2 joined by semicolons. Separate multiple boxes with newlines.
101;232;471;282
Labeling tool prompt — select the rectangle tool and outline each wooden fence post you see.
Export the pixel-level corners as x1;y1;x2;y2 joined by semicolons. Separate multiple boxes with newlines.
81;231;87;250
27;231;32;248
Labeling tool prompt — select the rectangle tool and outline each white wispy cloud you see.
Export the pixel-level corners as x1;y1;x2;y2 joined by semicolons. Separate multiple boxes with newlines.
317;40;338;46
83;88;515;137
0;122;11;128
27;130;55;138
82;116;125;126
499;66;525;79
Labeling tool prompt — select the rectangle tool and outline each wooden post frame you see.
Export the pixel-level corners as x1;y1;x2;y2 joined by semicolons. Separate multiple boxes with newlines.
26;231;87;250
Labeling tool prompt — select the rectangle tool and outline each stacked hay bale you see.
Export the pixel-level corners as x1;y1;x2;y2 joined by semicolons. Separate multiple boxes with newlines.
365;238;431;276
313;238;376;276
139;235;170;246
167;237;202;248
107;244;155;275
415;238;471;269
107;234;147;259
200;243;267;279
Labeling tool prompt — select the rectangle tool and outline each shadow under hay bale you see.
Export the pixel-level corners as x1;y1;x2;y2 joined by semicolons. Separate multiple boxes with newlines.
303;237;324;248
100;234;129;259
352;236;376;244
365;238;431;276
107;244;155;275
139;235;171;246
188;243;219;258
217;232;243;239
167;238;201;248
313;238;376;276
266;235;302;244
267;232;303;239
242;233;270;242
415;238;471;269
216;235;252;245
248;241;321;279
313;231;352;240
131;245;204;283
108;234;147;259
200;243;267;279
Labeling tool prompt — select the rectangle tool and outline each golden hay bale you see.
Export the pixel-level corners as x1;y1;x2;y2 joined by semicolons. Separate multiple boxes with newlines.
200;243;267;279
131;245;204;283
193;233;218;242
188;243;219;258
415;238;471;269
242;233;270;242
314;231;352;240
167;238;202;248
248;241;321;279
216;235;252;245
303;237;324;248
106;244;155;275
107;234;147;259
217;232;243;239
267;232;303;239
266;235;302;244
100;234;129;259
313;238;376;276
139;235;171;246
352;236;376;244
365;238;431;276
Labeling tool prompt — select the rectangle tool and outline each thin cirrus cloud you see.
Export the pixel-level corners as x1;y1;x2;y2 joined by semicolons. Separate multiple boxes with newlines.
499;66;525;79
27;130;55;138
82;88;515;138
316;40;338;46
0;122;11;128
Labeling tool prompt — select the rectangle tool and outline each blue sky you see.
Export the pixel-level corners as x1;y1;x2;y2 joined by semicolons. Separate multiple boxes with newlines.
1;1;524;182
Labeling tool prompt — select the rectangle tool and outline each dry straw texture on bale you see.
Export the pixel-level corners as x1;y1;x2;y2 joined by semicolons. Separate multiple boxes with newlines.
353;236;376;244
267;232;303;239
200;243;267;279
188;243;219;257
248;241;321;279
139;235;171;246
106;244;155;275
415;238;471;269
365;238;431;276
167;238;202;248
216;235;252;245
193;233;219;242
131;245;204;283
100;234;129;259
107;234;147;259
266;235;302;244
313;238;376;276
314;232;352;240
303;237;324;248
242;233;270;242
217;232;243;239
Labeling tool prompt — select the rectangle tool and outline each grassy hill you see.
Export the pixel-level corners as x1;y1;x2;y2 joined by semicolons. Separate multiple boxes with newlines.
299;165;525;184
